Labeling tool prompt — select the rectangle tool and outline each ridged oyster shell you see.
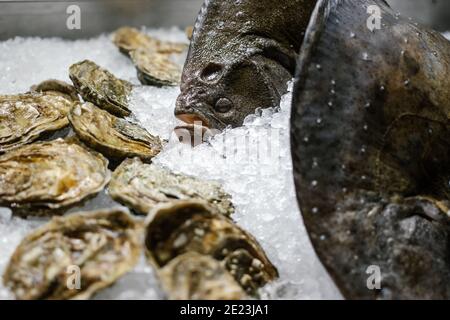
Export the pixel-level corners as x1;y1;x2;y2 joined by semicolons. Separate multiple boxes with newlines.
109;158;234;216
69;60;133;117
0;93;74;153
112;26;187;56
159;252;247;300
0;138;110;212
3;208;141;300
69;103;162;161
131;49;182;87
30;79;80;102
145;201;278;296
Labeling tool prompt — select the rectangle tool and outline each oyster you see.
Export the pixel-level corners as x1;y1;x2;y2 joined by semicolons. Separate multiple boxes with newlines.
3;208;141;300
30;79;80;102
145;201;278;295
131;49;182;87
0;93;73;153
69;60;133;117
159;252;247;300
112;26;187;56
69;103;162;161
109;158;234;217
0;138;110;212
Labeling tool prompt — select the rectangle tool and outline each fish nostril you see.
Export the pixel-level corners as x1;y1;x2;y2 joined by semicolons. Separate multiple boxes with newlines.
200;63;224;82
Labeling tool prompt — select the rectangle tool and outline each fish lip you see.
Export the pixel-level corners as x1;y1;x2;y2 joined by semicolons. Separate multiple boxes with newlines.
175;107;227;130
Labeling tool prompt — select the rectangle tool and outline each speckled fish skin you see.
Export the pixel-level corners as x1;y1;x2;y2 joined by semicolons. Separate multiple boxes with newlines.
158;252;247;300
145;201;278;296
68;103;163;161
291;0;450;299
109;158;234;217
0;138;110;212
0;93;74;153
3;208;142;300
175;0;317;129
69;60;133;117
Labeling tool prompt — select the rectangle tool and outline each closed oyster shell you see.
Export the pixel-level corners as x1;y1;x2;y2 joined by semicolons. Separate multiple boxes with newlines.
3;208;141;300
159;252;247;300
69;60;133;117
113;27;187;56
0;138;110;212
131;49;182;87
69;103;162;161
109;158;234;217
0;93;73;153
145;201;278;296
30;79;80;102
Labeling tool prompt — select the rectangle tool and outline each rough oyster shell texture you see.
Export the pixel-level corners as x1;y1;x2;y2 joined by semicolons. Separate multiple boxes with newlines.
30;79;80;102
112;26;187;56
131;49;182;87
109;158;234;217
3;208;141;300
0;139;110;212
69;103;163;161
69;60;133;117
145;201;278;296
112;27;184;87
0;93;74;153
159;252;247;300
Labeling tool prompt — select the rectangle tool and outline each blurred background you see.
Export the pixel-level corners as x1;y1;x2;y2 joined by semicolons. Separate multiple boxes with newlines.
0;0;449;40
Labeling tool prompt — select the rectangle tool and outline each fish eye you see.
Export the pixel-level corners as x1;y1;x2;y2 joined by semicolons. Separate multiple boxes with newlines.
214;98;233;113
200;63;223;82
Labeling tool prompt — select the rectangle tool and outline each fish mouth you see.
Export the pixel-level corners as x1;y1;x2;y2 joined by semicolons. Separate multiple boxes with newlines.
174;110;223;145
175;105;227;130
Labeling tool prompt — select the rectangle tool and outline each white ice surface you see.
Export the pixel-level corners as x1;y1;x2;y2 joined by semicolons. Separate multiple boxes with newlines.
0;27;344;300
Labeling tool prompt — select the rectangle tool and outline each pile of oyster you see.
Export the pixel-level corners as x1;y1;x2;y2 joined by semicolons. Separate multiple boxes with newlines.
0;28;277;300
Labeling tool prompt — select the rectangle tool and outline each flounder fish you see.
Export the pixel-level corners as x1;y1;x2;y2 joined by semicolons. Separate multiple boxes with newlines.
291;0;450;299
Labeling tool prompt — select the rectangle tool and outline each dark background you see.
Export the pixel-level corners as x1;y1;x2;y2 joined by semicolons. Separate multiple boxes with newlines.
0;0;449;40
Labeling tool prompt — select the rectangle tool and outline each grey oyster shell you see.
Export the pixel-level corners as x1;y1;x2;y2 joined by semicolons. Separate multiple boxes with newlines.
144;200;278;296
0;92;74;153
109;158;234;217
159;252;247;300
0;138;110;213
69;103;163;161
69;60;133;117
3;208;142;300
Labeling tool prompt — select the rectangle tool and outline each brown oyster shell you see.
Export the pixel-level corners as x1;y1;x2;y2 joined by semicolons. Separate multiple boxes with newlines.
109;158;234;217
112;26;187;56
0;93;73;153
159;252;247;300
30;79;80;102
0;138;110;212
69;103;162;161
144;201;278;296
3;208;142;300
131;49;182;87
69;60;133;117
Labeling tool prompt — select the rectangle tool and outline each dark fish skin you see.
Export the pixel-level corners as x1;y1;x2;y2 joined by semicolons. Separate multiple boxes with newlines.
291;0;450;299
176;0;317;129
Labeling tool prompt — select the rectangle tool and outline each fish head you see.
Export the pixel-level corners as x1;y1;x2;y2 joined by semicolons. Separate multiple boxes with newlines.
175;55;287;130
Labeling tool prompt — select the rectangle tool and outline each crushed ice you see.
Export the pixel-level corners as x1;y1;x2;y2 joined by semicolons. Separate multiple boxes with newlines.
0;27;349;300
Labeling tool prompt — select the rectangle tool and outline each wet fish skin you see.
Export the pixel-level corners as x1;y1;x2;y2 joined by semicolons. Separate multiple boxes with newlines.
176;0;317;129
291;0;450;299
